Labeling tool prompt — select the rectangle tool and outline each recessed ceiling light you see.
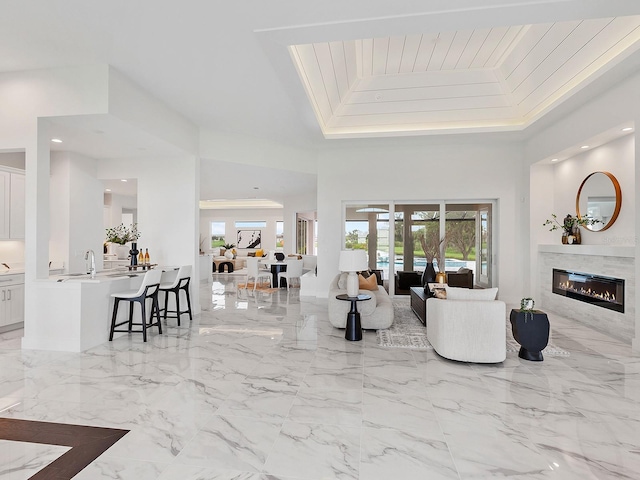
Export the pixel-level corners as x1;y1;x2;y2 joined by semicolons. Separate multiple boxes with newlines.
622;127;633;132
253;186;259;190
121;179;128;182
551;158;558;162
105;188;111;192
51;138;62;143
580;145;589;149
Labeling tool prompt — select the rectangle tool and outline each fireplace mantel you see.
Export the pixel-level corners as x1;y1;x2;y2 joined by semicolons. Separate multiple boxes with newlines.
538;244;635;342
538;244;634;258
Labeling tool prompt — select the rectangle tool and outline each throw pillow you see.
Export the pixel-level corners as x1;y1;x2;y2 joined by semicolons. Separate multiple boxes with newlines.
255;249;264;257
358;273;378;291
445;286;498;300
337;272;349;289
247;252;256;257
457;267;470;273
433;288;447;299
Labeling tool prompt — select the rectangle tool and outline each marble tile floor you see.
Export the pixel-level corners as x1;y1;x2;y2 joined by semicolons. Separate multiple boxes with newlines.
0;277;639;479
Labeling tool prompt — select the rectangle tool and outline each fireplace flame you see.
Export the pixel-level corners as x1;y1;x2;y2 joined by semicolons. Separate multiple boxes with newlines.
557;281;617;303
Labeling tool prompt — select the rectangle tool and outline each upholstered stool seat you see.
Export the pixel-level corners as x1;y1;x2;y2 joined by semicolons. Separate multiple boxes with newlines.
159;265;193;326
109;269;163;342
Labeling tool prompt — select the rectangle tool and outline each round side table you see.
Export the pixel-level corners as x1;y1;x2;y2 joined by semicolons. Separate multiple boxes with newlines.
336;294;371;341
509;309;550;361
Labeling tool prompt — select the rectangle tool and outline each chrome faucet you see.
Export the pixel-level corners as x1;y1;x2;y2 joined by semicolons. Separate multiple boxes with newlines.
85;250;96;277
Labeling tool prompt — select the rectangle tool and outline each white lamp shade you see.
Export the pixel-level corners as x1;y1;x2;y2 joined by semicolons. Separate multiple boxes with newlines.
339;250;368;272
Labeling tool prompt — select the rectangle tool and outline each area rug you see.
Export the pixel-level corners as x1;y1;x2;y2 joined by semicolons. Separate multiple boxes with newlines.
236;282;279;293
378;299;570;356
377;300;432;349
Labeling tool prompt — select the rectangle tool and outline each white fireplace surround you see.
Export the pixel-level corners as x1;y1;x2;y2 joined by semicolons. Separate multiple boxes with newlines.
538;245;635;342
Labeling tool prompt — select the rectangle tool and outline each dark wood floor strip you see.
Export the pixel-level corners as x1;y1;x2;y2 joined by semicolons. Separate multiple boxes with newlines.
0;418;129;479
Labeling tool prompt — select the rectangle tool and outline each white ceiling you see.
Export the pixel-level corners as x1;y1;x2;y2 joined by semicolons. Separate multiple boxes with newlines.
291;16;640;138
3;0;640;202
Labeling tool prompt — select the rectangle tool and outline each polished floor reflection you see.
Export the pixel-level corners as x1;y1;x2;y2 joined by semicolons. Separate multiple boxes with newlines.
1;277;639;479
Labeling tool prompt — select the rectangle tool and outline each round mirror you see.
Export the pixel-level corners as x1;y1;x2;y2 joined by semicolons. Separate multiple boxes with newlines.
575;171;621;232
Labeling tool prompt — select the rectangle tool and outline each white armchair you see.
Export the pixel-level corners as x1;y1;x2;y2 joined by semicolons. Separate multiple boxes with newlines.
426;287;506;363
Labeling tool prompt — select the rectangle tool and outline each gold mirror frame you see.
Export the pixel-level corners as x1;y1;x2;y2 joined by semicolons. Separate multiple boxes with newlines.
575;171;621;232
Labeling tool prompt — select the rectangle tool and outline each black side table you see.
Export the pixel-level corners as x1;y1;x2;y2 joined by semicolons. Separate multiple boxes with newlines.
509;309;550;361
336;294;371;341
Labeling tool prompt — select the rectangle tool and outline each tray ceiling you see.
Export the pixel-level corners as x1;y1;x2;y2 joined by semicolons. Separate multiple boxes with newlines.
291;16;640;138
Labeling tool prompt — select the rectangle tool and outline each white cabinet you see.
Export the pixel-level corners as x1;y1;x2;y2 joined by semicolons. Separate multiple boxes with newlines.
9;173;25;239
0;171;10;239
0;275;25;328
0;169;25;240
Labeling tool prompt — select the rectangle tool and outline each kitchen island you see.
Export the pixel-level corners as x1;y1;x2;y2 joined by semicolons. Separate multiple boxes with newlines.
22;267;178;352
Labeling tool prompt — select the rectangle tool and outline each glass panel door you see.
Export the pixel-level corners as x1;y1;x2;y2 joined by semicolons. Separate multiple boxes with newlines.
476;205;492;287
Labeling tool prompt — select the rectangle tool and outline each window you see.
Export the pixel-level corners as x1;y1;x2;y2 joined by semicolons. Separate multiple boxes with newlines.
235;221;267;228
276;221;284;249
210;222;225;248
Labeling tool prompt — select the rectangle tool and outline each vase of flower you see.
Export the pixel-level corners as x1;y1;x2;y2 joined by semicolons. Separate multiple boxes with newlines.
116;244;129;260
421;262;437;287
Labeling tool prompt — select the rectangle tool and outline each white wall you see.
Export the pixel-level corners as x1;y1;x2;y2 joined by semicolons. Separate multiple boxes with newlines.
316;142;526;303
50;152;104;273
0;152;25;170
550;135;634;244
0;66;109;151
199;208;283;254
199;130;317;174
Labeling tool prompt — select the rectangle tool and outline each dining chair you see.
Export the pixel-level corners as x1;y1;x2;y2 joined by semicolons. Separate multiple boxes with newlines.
277;258;303;290
245;257;272;290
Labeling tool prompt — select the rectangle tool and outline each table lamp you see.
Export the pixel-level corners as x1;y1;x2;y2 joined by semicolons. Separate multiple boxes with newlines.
339;250;368;297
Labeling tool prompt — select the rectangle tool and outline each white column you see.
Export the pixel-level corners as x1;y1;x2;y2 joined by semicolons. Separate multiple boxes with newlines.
633;128;640;354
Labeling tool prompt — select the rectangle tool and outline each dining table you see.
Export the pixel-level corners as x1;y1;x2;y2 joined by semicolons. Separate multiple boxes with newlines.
259;260;287;288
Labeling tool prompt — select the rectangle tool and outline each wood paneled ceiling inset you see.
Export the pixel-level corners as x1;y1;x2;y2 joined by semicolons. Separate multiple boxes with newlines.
290;16;640;138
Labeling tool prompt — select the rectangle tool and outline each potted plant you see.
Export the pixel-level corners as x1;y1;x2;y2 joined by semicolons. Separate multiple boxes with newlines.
543;214;599;244
105;224;141;259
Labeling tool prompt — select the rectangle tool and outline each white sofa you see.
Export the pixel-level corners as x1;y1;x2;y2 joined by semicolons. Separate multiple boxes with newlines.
426;286;506;363
328;273;393;330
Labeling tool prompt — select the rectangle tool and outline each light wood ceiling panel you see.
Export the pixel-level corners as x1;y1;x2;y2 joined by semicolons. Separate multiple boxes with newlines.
441;30;474;70
329;107;517;128
360;38;374;78
412;34;439;72
290;15;640;138
347;82;503;104
290;44;332;126
427;31;457;71
341;95;511;116
372;37;389;75
328;41;350;100
313;43;342;113
456;29;492;70
385;36;405;74
398;35;423;73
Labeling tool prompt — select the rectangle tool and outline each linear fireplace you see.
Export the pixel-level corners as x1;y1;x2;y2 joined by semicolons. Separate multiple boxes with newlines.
552;269;624;313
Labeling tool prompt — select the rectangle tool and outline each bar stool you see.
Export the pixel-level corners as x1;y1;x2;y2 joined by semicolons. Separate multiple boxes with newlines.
159;265;193;326
109;269;163;342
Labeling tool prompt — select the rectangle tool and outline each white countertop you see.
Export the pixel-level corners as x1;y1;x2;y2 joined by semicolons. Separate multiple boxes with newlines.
47;266;179;284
